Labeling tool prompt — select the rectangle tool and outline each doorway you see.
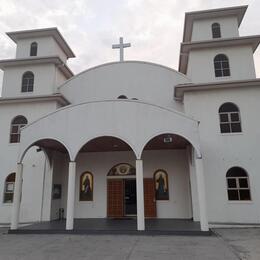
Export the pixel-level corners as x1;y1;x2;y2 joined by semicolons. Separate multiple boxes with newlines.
124;179;137;216
107;178;156;218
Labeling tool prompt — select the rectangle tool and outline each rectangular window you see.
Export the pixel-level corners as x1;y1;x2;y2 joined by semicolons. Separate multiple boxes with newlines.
4;182;15;203
219;112;241;133
228;189;239;200
220;123;231;133
239;178;249;188
220;114;229;122
227;178;237;188
231;123;241;133
223;69;230;77
10;123;26;143
227;177;251;201
239;190;251;200
22;79;34;92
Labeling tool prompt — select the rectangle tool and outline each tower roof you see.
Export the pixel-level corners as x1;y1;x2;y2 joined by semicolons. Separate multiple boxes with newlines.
6;27;75;58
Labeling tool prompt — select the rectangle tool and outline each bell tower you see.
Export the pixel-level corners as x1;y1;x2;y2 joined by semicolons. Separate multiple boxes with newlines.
179;5;259;83
0;27;75;98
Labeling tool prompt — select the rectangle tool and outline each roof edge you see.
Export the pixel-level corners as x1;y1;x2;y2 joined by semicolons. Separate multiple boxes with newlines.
58;60;191;90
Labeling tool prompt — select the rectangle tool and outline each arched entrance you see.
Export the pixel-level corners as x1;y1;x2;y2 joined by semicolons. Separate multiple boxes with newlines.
11;138;71;230
140;133;193;220
74;136;140;221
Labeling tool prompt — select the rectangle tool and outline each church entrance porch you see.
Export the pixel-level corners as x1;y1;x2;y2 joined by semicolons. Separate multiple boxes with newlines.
12;133;209;232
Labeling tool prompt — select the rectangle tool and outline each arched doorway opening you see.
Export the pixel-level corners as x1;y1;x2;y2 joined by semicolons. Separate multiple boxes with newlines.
23;139;71;222
11;138;71;230
141;133;193;220
75;136;137;220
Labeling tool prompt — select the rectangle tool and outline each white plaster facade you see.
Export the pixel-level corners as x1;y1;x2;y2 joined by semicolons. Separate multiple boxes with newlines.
0;5;260;231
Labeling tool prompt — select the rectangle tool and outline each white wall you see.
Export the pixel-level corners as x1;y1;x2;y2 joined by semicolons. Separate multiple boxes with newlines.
73;150;191;219
0;101;59;223
59;61;190;112
1;64;57;98
16;36;68;62
184;86;260;223
55;69;67;88
187;45;256;83
191;16;239;42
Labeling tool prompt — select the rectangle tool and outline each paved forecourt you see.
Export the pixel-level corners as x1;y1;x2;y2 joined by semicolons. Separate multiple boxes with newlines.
0;230;237;260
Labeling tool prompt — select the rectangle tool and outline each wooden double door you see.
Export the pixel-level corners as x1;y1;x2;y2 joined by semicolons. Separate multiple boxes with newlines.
107;178;156;218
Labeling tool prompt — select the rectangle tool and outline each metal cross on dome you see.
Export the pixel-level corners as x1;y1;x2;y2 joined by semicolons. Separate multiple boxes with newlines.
112;37;131;62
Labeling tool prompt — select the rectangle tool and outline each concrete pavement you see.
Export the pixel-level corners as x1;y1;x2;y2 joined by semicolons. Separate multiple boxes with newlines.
0;228;259;259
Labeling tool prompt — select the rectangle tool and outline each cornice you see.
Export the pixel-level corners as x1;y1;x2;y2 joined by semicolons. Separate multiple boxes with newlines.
0;93;70;106
0;56;74;79
174;78;260;100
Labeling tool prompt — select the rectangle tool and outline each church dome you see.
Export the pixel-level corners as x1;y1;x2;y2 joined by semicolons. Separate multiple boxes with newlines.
58;61;191;109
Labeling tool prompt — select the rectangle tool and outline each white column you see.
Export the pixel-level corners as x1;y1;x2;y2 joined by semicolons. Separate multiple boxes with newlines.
187;148;199;221
11;163;23;230
136;159;145;231
194;156;209;231
66;161;76;230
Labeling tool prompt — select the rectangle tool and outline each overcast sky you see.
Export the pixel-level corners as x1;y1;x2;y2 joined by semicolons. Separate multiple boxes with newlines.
0;0;259;94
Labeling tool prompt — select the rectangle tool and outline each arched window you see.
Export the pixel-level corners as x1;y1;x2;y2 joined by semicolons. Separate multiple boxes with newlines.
214;54;230;77
154;169;169;200
10;115;28;143
226;167;251;201
212;23;221;38
3;173;16;203
30;42;37;56
79;172;93;201
21;71;34;92
219;102;241;133
117;95;128;99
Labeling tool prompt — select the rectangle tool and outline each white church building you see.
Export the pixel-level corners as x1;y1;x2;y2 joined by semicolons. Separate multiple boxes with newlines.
0;5;260;233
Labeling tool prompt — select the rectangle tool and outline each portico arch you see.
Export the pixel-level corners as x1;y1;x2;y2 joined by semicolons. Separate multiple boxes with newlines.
140;132;208;231
11;138;72;230
18;138;73;164
74;136;144;228
18;138;72;165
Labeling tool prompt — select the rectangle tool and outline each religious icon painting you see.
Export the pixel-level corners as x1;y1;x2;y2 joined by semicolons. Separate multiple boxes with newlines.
80;172;93;201
154;170;169;200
